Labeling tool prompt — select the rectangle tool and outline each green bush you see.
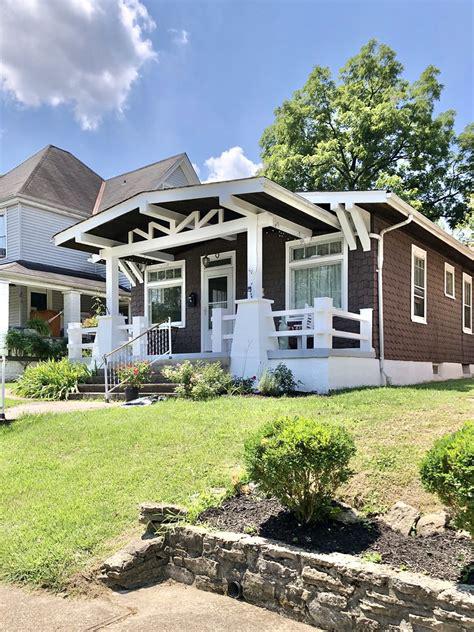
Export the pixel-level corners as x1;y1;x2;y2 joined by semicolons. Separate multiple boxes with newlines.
14;358;90;400
162;361;232;400
420;422;474;536
258;363;297;396
25;318;51;336
244;416;356;523
5;329;66;361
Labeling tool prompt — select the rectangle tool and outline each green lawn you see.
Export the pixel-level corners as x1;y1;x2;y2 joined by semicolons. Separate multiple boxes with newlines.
0;379;472;590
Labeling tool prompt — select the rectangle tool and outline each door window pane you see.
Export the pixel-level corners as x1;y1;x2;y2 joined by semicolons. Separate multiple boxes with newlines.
208;276;228;328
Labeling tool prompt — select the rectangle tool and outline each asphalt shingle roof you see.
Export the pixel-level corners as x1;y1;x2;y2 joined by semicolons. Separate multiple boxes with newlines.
0;145;103;217
95;153;186;213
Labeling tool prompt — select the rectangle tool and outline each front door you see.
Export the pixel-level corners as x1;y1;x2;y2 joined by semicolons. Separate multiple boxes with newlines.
201;253;235;352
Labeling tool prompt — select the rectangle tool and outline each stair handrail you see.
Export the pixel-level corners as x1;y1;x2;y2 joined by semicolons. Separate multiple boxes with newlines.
104;318;172;402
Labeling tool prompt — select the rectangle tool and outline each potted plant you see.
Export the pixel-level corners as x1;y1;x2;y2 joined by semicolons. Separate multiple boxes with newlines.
118;361;152;401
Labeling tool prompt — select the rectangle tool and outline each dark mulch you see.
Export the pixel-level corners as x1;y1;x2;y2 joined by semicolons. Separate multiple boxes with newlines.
199;494;473;583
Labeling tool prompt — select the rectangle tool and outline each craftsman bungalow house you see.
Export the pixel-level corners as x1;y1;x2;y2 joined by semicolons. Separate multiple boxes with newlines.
54;173;474;393
0;146;199;343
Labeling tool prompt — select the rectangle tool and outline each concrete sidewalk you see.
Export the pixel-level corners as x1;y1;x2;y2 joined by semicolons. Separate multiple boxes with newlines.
0;582;314;631
5;399;115;420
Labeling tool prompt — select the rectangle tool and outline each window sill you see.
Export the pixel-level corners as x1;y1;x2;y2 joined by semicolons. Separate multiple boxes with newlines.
462;327;473;335
411;315;427;325
444;292;456;300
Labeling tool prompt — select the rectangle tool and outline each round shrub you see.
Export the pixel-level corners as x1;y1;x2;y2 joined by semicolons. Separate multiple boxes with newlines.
244;416;356;523
162;361;232;400
420;422;474;536
14;358;90;400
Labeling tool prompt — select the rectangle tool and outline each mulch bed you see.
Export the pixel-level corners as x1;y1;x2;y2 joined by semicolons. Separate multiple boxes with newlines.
199;494;473;583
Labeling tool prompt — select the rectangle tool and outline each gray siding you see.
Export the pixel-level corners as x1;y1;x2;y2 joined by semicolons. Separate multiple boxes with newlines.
8;285;22;327
19;203;100;275
164;166;189;188
3;205;21;262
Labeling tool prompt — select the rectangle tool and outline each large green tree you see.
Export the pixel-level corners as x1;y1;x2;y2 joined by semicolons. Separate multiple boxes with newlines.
260;40;473;227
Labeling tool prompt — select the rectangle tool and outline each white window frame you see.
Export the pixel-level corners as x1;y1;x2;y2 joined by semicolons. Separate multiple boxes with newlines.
145;260;186;328
285;232;348;310
462;272;472;334
411;245;427;324
0;213;6;259
444;262;455;299
27;288;52;317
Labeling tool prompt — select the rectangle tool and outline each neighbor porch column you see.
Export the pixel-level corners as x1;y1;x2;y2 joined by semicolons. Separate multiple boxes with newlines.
63;290;81;330
105;255;120;316
246;215;263;299
0;280;9;334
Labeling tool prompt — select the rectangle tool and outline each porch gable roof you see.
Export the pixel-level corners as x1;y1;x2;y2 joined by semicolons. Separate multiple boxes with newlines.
53;177;341;263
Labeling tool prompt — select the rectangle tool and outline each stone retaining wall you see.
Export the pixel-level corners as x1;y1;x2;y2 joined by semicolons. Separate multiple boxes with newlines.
100;525;474;631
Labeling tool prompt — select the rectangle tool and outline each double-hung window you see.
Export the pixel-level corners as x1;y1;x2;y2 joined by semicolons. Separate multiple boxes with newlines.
444;263;455;299
411;245;427;324
287;235;346;309
146;262;185;327
0;214;6;258
463;273;472;334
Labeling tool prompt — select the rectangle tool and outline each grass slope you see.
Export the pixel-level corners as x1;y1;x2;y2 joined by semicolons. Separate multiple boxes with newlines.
0;379;472;589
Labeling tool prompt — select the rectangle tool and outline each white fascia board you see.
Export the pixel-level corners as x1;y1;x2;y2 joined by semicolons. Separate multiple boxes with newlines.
387;192;474;262
0;195;88;221
265;181;340;229
78;233;124;248
100;216;250;259
301;189;473;262
300;190;389;205
54;178;266;246
0;271;128;298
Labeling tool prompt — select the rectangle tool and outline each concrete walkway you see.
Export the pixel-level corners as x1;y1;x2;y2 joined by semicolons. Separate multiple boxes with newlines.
0;582;314;631
5;399;115;420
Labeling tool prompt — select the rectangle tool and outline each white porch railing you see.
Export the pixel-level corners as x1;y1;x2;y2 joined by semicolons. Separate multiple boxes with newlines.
211;297;373;356
211;309;236;353
103;318;172;401
67;323;99;361
271;297;373;352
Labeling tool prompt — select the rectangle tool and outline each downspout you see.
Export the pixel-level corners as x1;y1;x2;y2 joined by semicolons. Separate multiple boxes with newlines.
370;214;413;385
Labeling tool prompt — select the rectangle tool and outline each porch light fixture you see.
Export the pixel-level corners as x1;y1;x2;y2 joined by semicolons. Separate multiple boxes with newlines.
203;255;210;268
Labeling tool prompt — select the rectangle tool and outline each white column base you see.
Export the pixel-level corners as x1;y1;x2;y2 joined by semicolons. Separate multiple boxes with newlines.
230;298;278;378
92;315;128;362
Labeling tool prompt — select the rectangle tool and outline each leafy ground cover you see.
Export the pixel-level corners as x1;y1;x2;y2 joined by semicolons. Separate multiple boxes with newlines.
0;379;472;590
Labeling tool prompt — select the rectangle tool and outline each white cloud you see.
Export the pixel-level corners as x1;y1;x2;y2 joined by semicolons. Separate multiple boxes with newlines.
0;0;157;130
168;28;189;46
204;146;262;183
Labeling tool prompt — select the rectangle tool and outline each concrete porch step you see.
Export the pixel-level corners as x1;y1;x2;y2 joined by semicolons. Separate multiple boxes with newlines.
69;391;178;402
78;383;176;394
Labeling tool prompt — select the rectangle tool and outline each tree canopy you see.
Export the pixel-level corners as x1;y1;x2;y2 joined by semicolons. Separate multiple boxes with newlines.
260;40;473;227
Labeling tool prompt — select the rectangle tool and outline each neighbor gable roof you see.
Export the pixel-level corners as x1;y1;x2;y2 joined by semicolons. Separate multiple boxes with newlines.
0;145;103;217
93;153;199;214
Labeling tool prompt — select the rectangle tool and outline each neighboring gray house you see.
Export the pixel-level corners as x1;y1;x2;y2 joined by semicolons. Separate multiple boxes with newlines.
0;145;199;337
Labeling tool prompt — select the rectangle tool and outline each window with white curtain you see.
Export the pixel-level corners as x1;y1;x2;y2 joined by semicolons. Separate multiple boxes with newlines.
146;262;185;326
0;214;5;258
287;236;345;309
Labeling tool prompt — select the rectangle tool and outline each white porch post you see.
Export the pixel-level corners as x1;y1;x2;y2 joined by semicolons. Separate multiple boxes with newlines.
105;255;120;316
63;291;81;331
246;216;263;299
0;281;9;335
132;316;148;357
313;297;333;351
359;308;374;352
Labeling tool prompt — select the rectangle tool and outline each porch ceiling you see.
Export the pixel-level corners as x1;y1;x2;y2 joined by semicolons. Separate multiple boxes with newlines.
54;177;341;265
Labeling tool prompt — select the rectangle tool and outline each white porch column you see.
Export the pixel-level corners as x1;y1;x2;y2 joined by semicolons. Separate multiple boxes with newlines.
63;291;81;330
230;298;278;378
105;255;120;316
246;216;263;299
132;316;149;357
313;297;333;351
0;281;9;336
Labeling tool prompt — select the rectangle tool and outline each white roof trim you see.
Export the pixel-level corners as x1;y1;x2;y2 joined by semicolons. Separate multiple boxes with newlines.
300;190;473;261
54;177;340;247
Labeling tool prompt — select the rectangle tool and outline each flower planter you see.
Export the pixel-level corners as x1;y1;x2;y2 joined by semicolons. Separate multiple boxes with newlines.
124;385;139;402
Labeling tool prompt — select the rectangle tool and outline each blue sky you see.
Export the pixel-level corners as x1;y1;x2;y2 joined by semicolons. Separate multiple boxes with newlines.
0;0;472;181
